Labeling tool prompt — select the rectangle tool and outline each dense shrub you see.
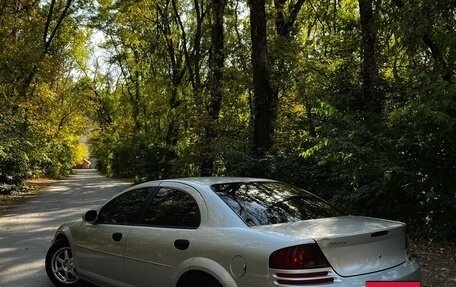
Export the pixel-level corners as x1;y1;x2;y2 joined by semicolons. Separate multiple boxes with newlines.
0;143;30;195
0;138;81;194
91;134;177;183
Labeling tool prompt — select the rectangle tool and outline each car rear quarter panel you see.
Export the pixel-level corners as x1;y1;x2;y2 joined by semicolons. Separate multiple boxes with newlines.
190;227;315;287
179;181;318;287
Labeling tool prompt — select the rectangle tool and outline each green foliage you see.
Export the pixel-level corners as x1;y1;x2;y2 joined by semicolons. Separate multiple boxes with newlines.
300;77;456;240
40;142;75;179
111;138;177;182
90;133;177;183
385;82;456;240
0;0;92;191
221;149;316;196
83;0;455;241
0;143;31;194
1;0;454;242
221;149;274;178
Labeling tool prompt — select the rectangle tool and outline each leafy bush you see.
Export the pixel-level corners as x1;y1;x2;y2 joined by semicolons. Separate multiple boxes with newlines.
220;149;273;178
0;142;31;194
91;134;177;183
300;92;456;241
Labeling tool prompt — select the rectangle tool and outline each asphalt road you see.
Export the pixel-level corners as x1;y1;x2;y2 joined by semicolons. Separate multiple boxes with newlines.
0;170;130;287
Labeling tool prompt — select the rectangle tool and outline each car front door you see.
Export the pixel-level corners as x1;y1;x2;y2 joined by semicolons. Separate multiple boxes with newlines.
74;188;152;287
123;182;205;287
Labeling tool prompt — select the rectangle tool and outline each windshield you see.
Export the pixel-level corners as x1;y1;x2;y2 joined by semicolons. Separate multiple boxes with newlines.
211;182;342;226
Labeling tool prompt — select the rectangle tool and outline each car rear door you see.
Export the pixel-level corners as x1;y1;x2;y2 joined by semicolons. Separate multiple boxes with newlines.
74;187;153;287
123;182;206;287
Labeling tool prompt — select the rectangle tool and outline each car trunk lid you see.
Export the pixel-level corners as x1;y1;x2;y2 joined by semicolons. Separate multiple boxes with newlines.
255;216;407;277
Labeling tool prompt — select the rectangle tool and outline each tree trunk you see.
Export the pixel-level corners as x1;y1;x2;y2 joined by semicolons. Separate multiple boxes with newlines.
422;33;453;84
173;0;202;105
358;0;380;115
249;0;274;158
201;0;226;175
274;0;306;38
273;0;307;136
20;0;73;99
158;2;186;147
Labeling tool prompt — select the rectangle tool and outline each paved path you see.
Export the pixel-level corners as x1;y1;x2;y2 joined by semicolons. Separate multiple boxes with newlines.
0;170;130;287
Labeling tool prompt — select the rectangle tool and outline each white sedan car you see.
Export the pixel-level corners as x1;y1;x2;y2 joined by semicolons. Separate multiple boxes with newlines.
45;177;421;287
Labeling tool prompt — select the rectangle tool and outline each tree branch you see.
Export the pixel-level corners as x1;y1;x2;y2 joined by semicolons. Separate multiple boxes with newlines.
44;0;73;54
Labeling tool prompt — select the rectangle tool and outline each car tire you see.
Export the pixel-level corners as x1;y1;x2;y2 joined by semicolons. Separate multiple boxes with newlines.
192;276;221;287
178;272;222;287
45;239;80;287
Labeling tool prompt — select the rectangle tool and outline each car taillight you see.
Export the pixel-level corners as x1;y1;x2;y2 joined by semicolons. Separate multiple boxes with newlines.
269;243;331;269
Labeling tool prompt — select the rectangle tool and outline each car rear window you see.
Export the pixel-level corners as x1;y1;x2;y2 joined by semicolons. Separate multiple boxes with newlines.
211;182;341;226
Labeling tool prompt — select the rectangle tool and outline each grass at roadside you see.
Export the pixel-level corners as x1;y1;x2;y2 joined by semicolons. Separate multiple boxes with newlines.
0;178;58;214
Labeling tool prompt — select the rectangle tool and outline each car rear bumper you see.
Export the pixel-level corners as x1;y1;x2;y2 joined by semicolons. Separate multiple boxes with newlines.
266;258;420;287
337;258;421;287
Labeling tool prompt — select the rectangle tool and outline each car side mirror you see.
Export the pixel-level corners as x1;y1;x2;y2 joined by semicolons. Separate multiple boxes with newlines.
83;210;98;224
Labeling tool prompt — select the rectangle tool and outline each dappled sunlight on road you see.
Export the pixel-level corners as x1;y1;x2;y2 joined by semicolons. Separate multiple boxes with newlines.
0;169;129;287
0;258;45;287
46;185;71;192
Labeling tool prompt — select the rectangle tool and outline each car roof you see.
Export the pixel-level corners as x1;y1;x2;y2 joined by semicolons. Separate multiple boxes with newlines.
122;177;277;192
161;177;276;187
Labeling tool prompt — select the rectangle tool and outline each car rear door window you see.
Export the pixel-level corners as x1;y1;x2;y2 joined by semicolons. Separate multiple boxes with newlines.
97;188;151;224
142;188;200;228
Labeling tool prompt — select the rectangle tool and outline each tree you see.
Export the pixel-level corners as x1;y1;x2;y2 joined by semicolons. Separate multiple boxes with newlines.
358;0;380;116
201;0;226;175
249;0;274;158
156;0;187;147
50;0;455;241
0;0;93;189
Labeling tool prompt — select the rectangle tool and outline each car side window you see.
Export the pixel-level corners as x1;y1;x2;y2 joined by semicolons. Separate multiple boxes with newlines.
97;188;151;224
142;188;200;228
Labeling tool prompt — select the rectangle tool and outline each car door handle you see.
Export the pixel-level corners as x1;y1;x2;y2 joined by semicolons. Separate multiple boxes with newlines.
112;232;122;242
174;239;190;250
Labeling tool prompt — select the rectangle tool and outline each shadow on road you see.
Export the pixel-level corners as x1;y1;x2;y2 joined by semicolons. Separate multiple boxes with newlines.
0;169;130;287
